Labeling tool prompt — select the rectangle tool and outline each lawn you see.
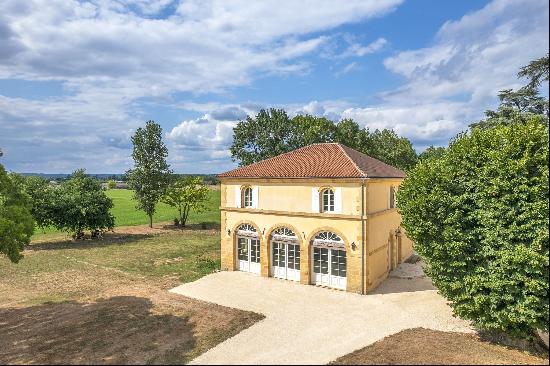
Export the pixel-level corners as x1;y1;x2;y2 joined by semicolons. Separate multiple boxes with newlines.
32;187;221;240
0;225;262;364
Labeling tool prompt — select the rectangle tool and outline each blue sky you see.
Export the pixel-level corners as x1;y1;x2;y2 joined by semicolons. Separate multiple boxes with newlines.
0;0;548;174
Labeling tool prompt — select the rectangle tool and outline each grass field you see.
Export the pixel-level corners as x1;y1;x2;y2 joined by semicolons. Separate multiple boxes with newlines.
33;188;221;240
1;222;262;364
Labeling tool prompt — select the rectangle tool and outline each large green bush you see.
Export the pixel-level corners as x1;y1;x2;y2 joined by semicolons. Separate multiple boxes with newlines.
52;170;115;238
0;165;34;263
397;118;549;337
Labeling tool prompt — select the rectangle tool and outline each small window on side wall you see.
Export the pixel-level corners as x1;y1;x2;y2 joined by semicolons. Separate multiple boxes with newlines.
389;186;396;209
242;186;253;208
320;188;335;213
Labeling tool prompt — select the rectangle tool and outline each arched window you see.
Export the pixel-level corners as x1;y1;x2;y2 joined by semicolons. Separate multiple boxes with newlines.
273;227;296;237
237;223;256;233
242;186;253;208
314;231;343;243
320;188;334;213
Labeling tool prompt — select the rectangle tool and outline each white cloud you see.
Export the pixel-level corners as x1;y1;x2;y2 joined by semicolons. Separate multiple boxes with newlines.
360;0;549;149
341;37;387;58
0;0;402;173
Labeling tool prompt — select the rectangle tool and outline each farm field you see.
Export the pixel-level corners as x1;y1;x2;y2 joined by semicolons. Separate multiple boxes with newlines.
32;187;221;240
0;223;262;364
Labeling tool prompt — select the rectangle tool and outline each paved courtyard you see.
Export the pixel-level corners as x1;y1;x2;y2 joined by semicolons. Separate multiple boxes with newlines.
170;263;473;365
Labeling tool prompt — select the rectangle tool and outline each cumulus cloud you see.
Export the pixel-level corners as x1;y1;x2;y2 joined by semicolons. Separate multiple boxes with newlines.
353;0;549;149
0;0;402;173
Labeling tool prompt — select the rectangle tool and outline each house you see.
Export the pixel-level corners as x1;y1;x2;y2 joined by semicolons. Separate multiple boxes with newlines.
218;143;413;294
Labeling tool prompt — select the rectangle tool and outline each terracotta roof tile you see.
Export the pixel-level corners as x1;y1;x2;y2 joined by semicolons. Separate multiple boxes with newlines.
219;143;406;179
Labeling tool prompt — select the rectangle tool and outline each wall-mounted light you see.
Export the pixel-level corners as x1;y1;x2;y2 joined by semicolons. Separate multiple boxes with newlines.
262;228;266;235
227;229;231;236
351;241;357;250
302;231;306;239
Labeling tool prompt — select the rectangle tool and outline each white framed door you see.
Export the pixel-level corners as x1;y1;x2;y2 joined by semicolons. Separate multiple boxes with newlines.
237;236;261;275
271;241;300;281
312;246;347;290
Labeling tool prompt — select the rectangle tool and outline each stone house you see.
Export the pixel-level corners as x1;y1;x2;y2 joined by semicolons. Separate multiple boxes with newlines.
218;143;413;294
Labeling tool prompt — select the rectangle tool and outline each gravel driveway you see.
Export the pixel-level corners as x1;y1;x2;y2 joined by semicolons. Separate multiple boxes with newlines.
170;263;472;365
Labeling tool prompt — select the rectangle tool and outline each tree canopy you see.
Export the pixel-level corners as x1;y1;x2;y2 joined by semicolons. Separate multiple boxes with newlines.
230;109;418;171
163;176;209;228
398;119;549;337
0;164;34;263
127;120;172;228
53;170;115;238
397;55;550;338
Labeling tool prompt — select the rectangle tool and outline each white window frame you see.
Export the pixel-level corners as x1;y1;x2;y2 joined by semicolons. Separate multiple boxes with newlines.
242;186;253;208
321;188;335;213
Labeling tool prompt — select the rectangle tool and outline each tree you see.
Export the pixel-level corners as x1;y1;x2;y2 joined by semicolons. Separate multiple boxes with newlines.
18;175;55;228
0;164;34;263
397;118;549;338
418;146;446;162
163;176;209;228
293;114;336;146
472;54;549;129
127;121;172;227
230;110;418;170
518;53;549;89
367;129;418;171
107;180;116;189
335;118;369;151
230;109;297;166
52;170;115;239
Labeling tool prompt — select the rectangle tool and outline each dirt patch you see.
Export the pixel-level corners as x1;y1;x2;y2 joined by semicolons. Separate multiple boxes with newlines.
0;272;263;365
1;228;262;365
331;328;549;365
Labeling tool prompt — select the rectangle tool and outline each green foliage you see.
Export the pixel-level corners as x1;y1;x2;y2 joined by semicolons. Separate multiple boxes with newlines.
230;109;298;166
51;170;115;238
18;175;56;228
127;120;172;227
163;176;210;227
230;109;418;170
107;180;117;189
366;129;418;171
518;53;549;89
418;146;446;162
397;119;549;337
0;164;34;263
472;53;549;130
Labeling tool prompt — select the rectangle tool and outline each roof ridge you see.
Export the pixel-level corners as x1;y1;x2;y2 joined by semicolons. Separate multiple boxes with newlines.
336;143;367;178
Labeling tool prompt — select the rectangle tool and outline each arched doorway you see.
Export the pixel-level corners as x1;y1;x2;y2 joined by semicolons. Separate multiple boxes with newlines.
311;231;347;290
236;223;261;274
270;227;300;282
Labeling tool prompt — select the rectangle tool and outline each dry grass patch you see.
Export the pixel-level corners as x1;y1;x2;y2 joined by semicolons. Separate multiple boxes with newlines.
331;328;549;365
0;226;263;364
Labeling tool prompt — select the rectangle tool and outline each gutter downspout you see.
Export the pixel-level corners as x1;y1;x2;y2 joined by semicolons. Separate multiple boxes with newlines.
361;178;366;295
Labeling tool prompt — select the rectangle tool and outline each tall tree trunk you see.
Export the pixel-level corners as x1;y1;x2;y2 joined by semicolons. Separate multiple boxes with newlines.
149;214;153;228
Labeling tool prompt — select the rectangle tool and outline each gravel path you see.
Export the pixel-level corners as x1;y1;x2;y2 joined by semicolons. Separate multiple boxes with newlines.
170;263;472;365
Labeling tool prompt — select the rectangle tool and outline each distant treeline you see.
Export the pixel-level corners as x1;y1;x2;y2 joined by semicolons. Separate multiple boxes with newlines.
20;173;220;185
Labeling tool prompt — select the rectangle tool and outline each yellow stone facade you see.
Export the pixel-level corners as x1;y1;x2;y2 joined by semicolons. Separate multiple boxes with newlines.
219;177;413;294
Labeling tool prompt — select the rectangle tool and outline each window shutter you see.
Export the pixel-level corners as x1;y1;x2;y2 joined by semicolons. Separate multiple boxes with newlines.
252;186;259;208
334;188;342;213
311;188;320;213
234;186;241;208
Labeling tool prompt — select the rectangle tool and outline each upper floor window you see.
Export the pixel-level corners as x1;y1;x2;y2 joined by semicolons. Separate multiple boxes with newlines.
241;186;253;208
389;186;396;209
321;188;335;213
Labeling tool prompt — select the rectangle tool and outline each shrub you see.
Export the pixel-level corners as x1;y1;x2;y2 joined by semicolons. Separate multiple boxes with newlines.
0;165;34;263
52;170;115;239
397;118;549;338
